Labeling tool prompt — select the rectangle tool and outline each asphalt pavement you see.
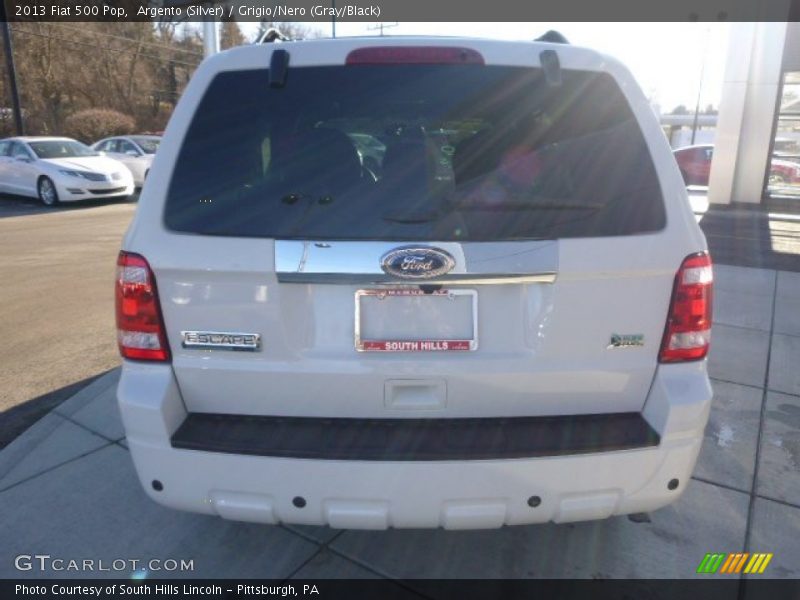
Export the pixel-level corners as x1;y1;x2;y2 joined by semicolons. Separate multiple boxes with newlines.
0;194;136;446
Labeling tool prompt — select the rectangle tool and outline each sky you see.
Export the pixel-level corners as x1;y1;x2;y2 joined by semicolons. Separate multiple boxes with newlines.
240;22;730;113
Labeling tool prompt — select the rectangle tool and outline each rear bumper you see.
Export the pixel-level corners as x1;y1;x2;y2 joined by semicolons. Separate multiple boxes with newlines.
118;361;711;529
171;412;660;460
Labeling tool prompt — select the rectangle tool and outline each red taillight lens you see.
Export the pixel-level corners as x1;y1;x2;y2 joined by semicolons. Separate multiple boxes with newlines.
345;46;485;65
659;252;713;363
115;251;170;362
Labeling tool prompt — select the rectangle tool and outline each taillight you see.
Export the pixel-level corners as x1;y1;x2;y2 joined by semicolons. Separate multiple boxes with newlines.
659;252;713;363
345;46;485;65
115;251;170;362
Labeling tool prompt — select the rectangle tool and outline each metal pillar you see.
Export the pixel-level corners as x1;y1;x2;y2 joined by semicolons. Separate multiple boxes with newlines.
708;22;788;204
203;18;219;57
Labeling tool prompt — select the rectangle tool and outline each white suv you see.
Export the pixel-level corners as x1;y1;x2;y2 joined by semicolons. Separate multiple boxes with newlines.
115;37;713;529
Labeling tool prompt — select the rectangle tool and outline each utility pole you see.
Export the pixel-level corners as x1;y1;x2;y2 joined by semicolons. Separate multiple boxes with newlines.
690;26;710;145
367;22;398;36
0;12;24;135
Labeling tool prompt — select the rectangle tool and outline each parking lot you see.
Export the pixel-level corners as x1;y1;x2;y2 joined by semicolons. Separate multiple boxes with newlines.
0;192;798;583
0;195;135;446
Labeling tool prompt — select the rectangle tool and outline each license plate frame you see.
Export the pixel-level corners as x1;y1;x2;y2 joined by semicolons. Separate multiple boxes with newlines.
355;288;478;352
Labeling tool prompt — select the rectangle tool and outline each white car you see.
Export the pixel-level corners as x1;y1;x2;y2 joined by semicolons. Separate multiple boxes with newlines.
92;135;161;187
116;38;713;529
0;137;134;206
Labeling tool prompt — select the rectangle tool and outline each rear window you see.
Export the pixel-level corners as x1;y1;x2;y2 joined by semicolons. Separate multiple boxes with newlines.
164;64;665;241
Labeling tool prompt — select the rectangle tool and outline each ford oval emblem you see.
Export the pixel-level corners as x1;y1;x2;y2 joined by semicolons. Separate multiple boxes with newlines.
380;246;455;280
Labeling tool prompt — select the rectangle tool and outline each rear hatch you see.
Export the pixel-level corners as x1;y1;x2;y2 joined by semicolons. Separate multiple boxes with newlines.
142;43;686;419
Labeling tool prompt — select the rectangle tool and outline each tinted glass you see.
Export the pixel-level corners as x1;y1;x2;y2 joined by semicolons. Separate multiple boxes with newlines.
29;140;98;159
767;72;800;199
165;65;665;241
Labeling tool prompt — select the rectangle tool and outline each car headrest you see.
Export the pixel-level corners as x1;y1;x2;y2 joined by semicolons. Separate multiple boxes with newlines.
274;128;363;190
381;138;438;186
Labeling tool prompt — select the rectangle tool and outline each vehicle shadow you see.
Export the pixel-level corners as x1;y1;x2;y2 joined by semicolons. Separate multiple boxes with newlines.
0;370;114;450
698;202;800;272
0;191;139;219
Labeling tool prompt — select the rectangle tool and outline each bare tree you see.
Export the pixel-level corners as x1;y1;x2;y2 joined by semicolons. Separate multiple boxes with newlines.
7;21;203;135
220;20;246;50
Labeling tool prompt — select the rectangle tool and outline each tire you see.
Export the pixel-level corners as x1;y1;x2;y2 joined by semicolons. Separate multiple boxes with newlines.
37;177;59;207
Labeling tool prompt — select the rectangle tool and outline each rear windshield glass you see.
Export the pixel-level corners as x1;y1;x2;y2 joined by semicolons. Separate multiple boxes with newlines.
165;65;665;241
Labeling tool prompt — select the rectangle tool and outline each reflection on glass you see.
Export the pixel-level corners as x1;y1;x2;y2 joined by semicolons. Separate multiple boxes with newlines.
767;72;800;199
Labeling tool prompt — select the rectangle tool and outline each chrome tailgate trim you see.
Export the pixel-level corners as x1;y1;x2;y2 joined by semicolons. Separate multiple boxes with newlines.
275;240;558;285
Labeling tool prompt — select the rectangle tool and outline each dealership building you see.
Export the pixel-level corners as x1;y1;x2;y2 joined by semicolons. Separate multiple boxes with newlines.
709;22;800;204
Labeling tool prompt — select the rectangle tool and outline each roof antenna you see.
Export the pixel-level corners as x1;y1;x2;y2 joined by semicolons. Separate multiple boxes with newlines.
540;49;561;87
536;30;569;44
269;49;290;88
260;28;289;44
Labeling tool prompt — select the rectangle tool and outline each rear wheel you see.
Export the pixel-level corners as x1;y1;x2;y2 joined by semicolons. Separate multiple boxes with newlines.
38;177;59;207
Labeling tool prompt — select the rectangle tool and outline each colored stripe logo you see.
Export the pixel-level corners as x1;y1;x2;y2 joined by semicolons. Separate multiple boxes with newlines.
697;553;773;574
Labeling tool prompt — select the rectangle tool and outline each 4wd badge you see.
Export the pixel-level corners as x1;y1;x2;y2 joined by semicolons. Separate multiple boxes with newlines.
608;333;644;349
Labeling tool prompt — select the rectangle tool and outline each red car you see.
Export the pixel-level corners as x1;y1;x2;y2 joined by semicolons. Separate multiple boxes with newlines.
673;144;800;186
